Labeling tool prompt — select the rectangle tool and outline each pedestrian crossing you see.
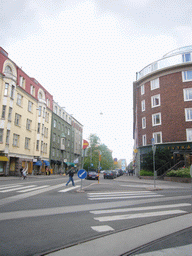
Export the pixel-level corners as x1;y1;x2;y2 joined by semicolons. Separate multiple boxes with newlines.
0;184;50;193
89;191;191;233
87;191;164;201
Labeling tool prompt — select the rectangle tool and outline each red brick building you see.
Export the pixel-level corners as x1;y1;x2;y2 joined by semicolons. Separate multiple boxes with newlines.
133;46;192;175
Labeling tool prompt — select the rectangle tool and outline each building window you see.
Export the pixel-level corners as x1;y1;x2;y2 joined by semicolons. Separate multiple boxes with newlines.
4;83;9;96
186;129;192;141
54;106;57;114
183;71;192;82
30;85;35;96
53;119;57;128
13;134;20;147
52;148;55;157
58;135;60;144
26;119;32;130
142;134;146;146
36;140;39;151
62;124;64;132
151;94;161;108
43;107;45;118
6;130;10;145
150;78;159;90
42;124;44;135
182;53;191;62
15;113;21;126
28;101;33;112
38;106;42;116
183;88;192;101
1;106;6;119
153;132;162;144
141;84;145;95
17;93;23;106
8;107;12;121
58;122;61;130
185;108;192;121
46;99;50;107
47;113;49;123
142;117;146;129
37;123;40;134
25;137;30;149
10;85;15;99
141;100;145;112
20;76;25;88
0;129;3;143
68;128;70;135
53;133;56;142
5;65;12;73
152;113;161;126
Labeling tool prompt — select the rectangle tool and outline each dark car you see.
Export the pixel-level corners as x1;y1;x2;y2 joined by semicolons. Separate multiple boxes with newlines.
86;171;99;180
103;170;117;179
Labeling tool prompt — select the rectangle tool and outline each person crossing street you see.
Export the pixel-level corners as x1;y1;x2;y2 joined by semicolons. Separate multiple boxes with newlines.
66;167;75;186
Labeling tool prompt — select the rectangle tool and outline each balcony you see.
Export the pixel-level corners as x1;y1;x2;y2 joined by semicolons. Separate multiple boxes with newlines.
136;45;192;81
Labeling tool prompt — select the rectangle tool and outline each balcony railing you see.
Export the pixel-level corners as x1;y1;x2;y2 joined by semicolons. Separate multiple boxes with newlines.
136;45;192;80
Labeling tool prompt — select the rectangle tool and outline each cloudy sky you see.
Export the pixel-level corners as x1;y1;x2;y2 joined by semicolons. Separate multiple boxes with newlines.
1;0;192;164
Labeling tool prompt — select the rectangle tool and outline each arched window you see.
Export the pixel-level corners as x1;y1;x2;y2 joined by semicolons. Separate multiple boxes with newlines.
5;65;12;73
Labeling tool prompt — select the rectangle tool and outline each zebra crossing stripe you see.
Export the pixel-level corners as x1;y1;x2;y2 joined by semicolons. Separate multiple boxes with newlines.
0;185;22;190
18;185;49;193
59;185;80;192
88;191;153;195
91;225;114;232
88;194;163;200
94;210;187;222
88;191;157;197
90;203;191;215
0;185;36;193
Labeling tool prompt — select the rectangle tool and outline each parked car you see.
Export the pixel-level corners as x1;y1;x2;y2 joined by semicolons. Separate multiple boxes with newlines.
86;171;99;180
103;170;117;179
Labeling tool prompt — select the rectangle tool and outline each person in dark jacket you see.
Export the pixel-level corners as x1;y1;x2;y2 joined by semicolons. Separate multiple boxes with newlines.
66;167;75;186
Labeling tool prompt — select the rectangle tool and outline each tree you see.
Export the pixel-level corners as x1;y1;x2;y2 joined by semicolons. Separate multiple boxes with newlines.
83;134;114;171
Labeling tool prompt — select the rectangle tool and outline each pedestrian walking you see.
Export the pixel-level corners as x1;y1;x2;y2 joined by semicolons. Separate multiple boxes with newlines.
20;167;27;179
66;167;75;186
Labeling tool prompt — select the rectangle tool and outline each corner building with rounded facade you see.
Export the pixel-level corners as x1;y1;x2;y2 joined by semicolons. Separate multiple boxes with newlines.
133;46;192;175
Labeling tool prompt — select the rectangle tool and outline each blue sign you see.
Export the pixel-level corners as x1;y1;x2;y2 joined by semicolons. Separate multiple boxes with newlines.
78;169;87;179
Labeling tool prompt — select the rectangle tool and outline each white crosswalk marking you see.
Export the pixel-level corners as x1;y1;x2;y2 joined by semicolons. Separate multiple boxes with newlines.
0;185;36;193
18;185;49;193
87;191;163;200
58;185;80;192
90;203;191;215
0;184;22;190
94;210;187;222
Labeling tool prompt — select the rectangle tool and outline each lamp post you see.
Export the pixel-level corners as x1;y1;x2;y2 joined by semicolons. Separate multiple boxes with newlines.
152;138;156;188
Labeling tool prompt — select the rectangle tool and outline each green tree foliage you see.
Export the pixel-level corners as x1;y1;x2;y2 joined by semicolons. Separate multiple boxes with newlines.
83;134;114;171
141;147;173;173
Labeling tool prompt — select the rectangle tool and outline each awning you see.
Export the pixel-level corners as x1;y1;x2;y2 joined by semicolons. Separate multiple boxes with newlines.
64;162;75;167
33;161;42;166
43;160;50;166
0;156;8;162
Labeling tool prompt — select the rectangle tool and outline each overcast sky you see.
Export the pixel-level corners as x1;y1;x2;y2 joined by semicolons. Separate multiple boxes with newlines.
1;0;192;164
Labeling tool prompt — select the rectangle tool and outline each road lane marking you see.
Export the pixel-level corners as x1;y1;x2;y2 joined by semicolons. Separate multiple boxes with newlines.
18;185;49;193
0;184;22;190
94;210;187;222
0;183;68;206
0;196;191;221
58;185;80;192
88;191;153;196
0;185;36;193
91;225;114;232
88;195;163;200
90;203;191;214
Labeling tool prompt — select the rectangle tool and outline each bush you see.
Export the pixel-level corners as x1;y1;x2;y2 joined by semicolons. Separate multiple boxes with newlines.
166;167;191;178
140;170;153;176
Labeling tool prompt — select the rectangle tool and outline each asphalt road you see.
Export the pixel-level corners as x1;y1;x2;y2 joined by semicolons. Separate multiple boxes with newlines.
0;174;191;256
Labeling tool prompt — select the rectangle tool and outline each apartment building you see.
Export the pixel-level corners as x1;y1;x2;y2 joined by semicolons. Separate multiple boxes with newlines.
133;46;192;175
0;47;53;175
